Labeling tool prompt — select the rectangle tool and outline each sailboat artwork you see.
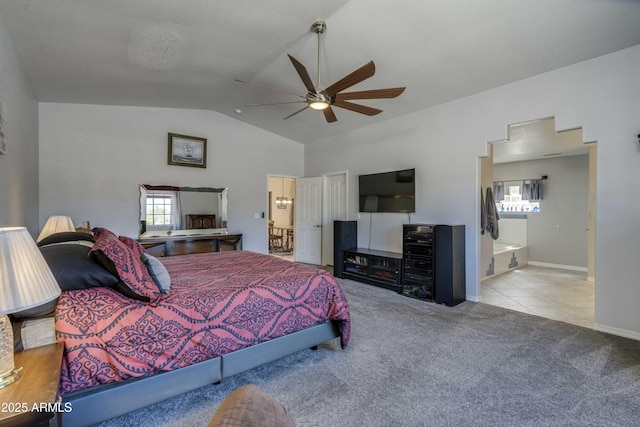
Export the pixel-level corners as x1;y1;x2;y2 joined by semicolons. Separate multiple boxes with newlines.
183;144;194;158
167;132;207;168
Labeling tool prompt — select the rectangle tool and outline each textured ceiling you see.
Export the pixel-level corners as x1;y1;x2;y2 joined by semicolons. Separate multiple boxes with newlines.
1;0;640;149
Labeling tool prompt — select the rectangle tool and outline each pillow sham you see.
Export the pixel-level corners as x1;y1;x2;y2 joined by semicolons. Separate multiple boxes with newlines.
39;243;120;291
89;251;149;302
37;231;94;247
141;253;171;293
118;235;146;260
92;227;117;238
89;234;160;301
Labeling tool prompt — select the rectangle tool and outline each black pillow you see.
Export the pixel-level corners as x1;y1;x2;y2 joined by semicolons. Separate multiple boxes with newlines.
39;243;119;291
37;231;93;247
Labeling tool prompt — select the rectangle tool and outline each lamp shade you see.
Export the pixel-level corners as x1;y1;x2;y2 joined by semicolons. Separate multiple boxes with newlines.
37;215;75;242
0;227;61;314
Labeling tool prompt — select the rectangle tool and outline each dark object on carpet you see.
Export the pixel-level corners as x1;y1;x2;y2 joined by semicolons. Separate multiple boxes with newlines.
207;384;295;427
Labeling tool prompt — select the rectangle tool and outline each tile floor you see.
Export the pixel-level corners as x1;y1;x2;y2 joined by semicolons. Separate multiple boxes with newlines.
480;265;594;329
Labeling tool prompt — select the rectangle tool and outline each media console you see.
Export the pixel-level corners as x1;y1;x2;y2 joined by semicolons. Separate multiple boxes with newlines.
341;248;403;292
332;220;465;307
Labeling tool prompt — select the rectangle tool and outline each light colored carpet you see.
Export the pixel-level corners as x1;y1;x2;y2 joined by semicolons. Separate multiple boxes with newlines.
96;278;640;427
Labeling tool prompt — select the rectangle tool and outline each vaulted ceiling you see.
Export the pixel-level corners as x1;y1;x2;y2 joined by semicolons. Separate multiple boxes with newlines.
1;0;639;150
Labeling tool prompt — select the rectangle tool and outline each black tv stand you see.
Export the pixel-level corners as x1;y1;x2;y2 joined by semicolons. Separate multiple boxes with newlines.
341;248;403;292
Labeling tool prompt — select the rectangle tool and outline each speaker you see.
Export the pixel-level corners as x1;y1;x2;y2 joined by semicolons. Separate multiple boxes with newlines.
433;225;466;307
333;220;357;278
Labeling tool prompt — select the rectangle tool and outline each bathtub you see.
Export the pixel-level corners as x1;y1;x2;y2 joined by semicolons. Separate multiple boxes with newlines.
489;242;528;277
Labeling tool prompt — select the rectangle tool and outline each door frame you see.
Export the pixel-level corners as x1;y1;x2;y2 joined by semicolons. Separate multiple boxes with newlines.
266;174;298;255
267;171;349;265
321;171;349;266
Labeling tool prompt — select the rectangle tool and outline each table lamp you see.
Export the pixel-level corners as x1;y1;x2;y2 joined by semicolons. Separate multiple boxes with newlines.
37;215;75;242
0;227;61;389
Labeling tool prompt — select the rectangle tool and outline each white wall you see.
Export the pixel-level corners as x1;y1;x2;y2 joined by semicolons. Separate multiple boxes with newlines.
0;13;39;234
495;218;528;247
306;45;640;339
39;103;304;252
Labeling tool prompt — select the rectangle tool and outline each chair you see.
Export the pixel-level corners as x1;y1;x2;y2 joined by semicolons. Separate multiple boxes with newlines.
268;220;283;252
285;228;294;253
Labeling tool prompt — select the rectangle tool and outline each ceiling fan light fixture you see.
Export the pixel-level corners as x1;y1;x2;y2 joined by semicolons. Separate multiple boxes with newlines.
309;100;330;110
236;19;405;123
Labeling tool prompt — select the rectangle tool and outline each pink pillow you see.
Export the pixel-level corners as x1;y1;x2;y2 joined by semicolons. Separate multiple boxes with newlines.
92;227;117;238
118;235;147;260
89;233;160;301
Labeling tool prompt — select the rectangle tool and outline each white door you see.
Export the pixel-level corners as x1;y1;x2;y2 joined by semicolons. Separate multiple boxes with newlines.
295;177;323;265
322;172;349;265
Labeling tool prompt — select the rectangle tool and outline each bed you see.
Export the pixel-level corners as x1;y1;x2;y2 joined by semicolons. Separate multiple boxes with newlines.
36;229;350;426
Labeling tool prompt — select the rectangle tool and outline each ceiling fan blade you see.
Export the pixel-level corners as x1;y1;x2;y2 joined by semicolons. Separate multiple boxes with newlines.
323;107;337;123
287;54;317;94
324;61;376;97
235;79;305;99
335;87;406;101
333;100;382;116
245;101;307;107
283;106;309;120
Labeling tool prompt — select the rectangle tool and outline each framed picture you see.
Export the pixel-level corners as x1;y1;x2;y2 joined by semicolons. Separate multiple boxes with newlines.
167;133;207;168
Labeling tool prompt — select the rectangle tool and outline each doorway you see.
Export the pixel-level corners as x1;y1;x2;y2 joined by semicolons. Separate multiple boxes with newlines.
479;117;596;328
268;176;295;261
294;171;349;266
267;172;348;266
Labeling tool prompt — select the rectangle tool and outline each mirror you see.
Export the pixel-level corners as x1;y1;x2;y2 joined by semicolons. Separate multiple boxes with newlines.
139;184;228;238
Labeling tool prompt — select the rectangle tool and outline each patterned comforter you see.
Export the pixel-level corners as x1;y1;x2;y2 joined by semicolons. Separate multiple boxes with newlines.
56;251;350;395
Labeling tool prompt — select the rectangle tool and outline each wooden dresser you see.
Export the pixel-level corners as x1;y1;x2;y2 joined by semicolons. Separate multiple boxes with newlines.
139;234;242;257
185;214;216;229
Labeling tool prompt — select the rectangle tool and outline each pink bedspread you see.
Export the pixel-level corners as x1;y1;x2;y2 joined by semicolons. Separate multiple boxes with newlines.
56;251;350;395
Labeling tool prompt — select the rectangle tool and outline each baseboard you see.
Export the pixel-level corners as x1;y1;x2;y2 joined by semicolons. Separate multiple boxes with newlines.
594;323;640;342
465;294;480;302
528;261;588;272
481;264;524;281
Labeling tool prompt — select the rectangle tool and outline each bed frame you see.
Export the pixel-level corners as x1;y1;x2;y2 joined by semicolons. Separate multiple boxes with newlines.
59;321;341;427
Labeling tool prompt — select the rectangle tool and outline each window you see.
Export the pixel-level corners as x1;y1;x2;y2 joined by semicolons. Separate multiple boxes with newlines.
145;190;182;230
496;185;540;213
146;195;173;227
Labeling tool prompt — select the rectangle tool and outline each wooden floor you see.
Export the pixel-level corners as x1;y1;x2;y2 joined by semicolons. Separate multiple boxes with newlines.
481;265;594;329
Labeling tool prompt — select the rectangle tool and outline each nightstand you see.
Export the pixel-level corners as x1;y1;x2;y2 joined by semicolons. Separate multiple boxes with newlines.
0;342;64;427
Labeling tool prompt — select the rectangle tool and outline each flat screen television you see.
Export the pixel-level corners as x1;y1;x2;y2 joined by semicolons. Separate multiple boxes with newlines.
359;168;415;213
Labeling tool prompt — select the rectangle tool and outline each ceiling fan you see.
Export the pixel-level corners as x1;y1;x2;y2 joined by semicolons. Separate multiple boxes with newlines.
235;20;406;123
